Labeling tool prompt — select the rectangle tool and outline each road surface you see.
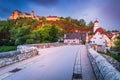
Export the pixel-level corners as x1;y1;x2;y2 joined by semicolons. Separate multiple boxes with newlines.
1;45;96;80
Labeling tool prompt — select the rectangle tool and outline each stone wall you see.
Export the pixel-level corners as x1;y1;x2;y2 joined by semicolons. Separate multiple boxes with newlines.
0;46;38;68
24;43;67;49
102;54;120;71
88;48;120;80
0;43;67;68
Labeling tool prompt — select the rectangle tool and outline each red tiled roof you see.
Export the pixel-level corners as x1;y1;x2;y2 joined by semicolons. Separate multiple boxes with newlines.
24;12;30;15
107;34;114;39
47;16;58;18
95;28;105;34
36;16;42;18
88;36;92;41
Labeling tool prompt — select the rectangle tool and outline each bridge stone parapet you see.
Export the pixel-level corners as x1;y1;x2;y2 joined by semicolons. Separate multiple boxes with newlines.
0;43;66;68
24;43;67;49
0;46;38;68
88;48;120;80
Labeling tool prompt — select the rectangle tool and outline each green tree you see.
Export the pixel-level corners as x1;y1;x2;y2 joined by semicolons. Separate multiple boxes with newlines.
30;29;42;43
40;16;46;21
106;30;111;34
0;20;13;45
60;17;64;20
114;35;120;53
40;25;51;43
49;25;59;42
88;21;94;28
65;17;72;22
79;19;86;27
10;26;31;45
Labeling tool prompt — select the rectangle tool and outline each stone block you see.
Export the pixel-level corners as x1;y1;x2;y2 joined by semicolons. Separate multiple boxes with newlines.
88;48;120;80
0;46;38;68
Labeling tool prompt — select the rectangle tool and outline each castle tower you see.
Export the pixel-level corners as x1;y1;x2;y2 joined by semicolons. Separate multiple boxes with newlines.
94;19;99;32
9;10;22;20
31;10;35;19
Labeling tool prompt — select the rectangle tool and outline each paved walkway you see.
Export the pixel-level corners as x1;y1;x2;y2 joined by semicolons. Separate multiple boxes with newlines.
0;45;96;80
80;45;96;80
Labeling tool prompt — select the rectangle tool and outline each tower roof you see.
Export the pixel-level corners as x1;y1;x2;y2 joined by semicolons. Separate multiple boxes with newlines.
32;10;34;13
94;19;99;23
14;10;22;13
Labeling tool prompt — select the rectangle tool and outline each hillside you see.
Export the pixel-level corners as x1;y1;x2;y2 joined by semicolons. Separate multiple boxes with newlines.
0;17;93;46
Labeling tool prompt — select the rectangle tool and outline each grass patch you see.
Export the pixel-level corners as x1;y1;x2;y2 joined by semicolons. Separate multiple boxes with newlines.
0;46;17;52
99;52;120;62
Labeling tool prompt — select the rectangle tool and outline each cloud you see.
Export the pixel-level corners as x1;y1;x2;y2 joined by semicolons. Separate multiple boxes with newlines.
102;0;120;21
30;0;60;7
0;0;29;18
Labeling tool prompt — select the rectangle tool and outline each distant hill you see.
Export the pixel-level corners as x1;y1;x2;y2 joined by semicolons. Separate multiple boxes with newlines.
43;20;93;33
0;17;93;45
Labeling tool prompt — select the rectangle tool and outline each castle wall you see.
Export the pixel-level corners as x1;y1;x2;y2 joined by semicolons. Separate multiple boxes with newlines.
9;10;35;20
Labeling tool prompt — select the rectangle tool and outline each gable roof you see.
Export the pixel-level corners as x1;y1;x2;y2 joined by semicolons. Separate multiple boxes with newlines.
88;36;93;41
107;34;114;39
36;16;42;18
24;12;31;15
47;16;58;18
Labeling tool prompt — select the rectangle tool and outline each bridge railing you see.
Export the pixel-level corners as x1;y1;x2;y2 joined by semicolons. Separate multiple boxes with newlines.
0;46;38;68
86;44;120;80
22;43;68;49
88;49;104;80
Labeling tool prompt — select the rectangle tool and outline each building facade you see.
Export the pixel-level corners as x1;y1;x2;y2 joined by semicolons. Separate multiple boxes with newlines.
9;10;60;21
91;32;106;46
64;32;86;44
46;16;60;21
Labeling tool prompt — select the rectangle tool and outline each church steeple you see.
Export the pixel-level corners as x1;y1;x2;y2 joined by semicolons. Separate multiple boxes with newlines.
94;19;99;32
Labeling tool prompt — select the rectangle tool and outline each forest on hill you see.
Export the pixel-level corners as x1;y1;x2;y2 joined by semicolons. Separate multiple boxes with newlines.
0;17;94;46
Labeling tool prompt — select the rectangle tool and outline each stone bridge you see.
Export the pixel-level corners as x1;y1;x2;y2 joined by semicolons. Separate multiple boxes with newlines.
0;43;120;80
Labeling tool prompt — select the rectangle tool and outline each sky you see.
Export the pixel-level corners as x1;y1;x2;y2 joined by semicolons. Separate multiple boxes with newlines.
0;0;120;31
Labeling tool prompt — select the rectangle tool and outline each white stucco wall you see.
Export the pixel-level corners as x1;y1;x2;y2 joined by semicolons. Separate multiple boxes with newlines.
94;22;99;32
90;32;106;46
64;39;80;44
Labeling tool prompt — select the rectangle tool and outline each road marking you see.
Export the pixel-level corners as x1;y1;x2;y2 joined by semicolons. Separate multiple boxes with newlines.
0;59;37;80
73;48;82;80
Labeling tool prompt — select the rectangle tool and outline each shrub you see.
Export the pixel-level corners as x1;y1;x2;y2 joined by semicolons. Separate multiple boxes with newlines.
26;39;34;44
0;46;17;52
99;52;120;62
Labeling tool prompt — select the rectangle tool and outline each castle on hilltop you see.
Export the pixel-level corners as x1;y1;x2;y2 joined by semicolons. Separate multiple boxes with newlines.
9;10;59;21
9;10;36;20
